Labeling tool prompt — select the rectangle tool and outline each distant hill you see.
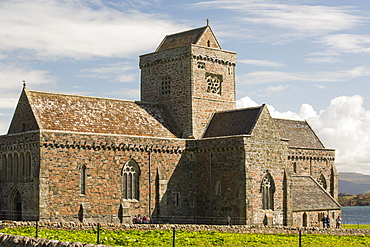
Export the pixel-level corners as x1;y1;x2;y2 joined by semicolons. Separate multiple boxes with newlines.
338;172;370;195
338;192;370;206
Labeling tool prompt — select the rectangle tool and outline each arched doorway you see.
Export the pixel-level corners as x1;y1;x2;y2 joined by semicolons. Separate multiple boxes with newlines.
12;190;22;221
302;212;308;227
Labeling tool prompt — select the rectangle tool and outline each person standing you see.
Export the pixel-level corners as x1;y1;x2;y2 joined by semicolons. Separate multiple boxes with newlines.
322;215;327;228
326;215;331;228
336;216;342;228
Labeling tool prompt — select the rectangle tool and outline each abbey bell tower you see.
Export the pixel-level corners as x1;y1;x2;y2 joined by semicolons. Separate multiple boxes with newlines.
139;22;237;139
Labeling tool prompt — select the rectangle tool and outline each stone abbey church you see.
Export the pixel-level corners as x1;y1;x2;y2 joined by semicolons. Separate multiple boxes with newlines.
0;24;341;227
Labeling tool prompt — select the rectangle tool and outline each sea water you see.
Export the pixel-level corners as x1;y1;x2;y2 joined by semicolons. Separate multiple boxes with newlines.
342;206;370;225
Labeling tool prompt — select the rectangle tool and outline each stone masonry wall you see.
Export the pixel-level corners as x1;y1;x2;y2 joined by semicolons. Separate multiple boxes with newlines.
243;106;290;226
191;45;236;138
288;148;336;198
140;46;193;138
38;130;188;224
0;131;41;221
190;136;246;224
140;44;236;139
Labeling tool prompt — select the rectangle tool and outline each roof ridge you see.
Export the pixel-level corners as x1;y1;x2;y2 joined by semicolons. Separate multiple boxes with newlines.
27;90;142;104
165;25;207;38
215;105;263;114
273;117;305;122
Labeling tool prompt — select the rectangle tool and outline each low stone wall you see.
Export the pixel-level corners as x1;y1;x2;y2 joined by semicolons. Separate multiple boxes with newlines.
0;233;109;247
1;221;370;246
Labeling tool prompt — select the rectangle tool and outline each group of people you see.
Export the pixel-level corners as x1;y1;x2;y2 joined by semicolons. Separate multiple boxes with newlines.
322;215;342;228
133;214;149;224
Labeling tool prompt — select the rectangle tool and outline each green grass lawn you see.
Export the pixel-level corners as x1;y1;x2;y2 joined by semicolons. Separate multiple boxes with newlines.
343;224;370;229
1;226;370;246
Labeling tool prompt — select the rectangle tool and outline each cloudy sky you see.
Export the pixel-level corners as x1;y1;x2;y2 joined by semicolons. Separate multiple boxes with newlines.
1;0;370;175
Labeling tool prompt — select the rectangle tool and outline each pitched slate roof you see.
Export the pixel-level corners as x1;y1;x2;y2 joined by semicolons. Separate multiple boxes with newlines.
273;119;325;149
292;176;341;211
156;25;220;52
203;106;263;138
25;89;181;138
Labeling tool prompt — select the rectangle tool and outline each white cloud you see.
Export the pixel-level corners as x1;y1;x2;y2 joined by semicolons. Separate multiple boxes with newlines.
322;34;370;54
304;56;341;64
306;95;370;175
192;0;365;38
238;59;286;67
0;63;56;89
237;94;370;175
78;62;137;83
105;88;140;100
0;0;185;60
0;120;9;135
236;96;259;108
265;84;291;93
0;98;19;109
314;84;327;90
240;66;370;85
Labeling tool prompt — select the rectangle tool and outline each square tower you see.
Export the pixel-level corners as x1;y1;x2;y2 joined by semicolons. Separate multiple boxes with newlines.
140;24;236;138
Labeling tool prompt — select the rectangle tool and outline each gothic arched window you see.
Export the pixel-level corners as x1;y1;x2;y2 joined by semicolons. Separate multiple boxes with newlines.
317;174;327;190
260;173;275;210
122;160;140;200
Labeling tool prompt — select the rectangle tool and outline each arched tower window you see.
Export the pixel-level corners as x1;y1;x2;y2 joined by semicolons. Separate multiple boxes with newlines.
260;173;275;210
122;160;140;200
317;174;327;190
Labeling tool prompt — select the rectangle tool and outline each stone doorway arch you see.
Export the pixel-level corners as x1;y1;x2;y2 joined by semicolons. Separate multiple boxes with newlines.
302;212;308;227
11;189;22;221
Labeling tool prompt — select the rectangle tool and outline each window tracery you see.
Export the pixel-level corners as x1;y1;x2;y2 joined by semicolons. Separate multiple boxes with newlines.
206;73;222;95
317;174;327;190
122;160;140;200
261;173;275;210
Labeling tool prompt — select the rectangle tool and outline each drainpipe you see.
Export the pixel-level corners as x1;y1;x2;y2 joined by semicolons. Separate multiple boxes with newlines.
209;152;212;216
148;149;152;217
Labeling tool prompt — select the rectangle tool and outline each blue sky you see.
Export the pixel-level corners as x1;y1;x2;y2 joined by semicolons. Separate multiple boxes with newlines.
1;0;370;175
